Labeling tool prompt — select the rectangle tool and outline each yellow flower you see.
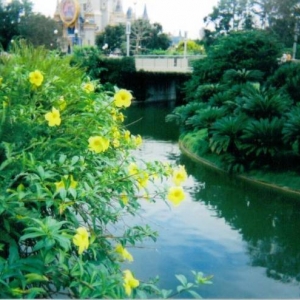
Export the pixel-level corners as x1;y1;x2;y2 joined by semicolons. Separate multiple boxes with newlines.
112;139;120;148
73;227;89;255
45;107;61;127
123;270;139;296
172;165;188;186
55;175;78;192
88;136;110;153
117;112;125;122
167;186;186;206
83;82;95;93
137;171;149;188
58;96;67;111
133;135;143;147
128;163;138;176
29;70;44;87
115;244;133;261
114;89;133;108
124;130;131;141
120;192;129;205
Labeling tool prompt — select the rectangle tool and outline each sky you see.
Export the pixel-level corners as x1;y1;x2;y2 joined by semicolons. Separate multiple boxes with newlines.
31;0;219;39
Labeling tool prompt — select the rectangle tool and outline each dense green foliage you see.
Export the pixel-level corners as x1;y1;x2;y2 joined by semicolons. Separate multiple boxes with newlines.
95;20;171;56
0;0;60;51
167;30;300;178
0;42;213;298
203;0;300;48
184;30;283;101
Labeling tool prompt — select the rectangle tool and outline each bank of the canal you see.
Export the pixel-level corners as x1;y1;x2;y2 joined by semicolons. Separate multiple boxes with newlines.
124;102;300;298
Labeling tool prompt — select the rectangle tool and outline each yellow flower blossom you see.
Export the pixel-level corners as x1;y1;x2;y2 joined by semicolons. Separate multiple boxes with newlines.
124;130;131;142
133;135;143;147
55;175;78;192
128;163;138;176
73;227;89;255
114;89;132;108
167;186;186;206
29;70;44;87
83;82;95;93
58;96;67;111
117;112;124;122
45;107;61;127
115;244;133;262
120;192;129;205
172;165;188;186
112;139;120;148
123;270;139;296
137;171;149;188
88;136;110;153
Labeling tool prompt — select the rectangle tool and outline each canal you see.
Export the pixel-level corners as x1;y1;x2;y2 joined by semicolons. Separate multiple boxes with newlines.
124;102;300;298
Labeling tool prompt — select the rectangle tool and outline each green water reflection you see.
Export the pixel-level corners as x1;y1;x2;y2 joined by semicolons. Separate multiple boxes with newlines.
125;102;300;298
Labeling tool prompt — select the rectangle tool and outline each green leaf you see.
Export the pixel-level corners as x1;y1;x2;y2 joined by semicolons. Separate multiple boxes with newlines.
25;273;48;284
188;290;202;298
175;274;188;286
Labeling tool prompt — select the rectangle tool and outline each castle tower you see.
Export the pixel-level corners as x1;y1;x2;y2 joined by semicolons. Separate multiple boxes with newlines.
110;0;126;26
142;4;149;21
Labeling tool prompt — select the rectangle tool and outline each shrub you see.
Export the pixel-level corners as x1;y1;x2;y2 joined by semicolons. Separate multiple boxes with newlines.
0;43;212;298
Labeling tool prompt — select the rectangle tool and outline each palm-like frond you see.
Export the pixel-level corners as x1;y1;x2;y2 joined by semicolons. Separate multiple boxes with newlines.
241;117;284;157
186;107;227;131
195;84;223;102
283;106;300;149
209;115;248;154
240;85;292;119
222;69;264;85
165;102;207;126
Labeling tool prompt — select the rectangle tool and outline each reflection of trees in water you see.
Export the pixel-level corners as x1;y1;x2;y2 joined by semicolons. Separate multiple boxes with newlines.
181;155;300;284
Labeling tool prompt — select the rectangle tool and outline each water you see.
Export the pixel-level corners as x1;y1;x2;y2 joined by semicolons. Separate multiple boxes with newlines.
124;102;300;298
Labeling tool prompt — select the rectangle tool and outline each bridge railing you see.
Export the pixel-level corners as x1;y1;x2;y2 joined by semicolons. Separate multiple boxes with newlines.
134;55;206;73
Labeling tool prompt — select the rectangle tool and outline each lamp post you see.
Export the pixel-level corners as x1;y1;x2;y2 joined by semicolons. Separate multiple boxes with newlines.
74;28;79;46
293;16;300;60
126;21;131;57
183;31;188;59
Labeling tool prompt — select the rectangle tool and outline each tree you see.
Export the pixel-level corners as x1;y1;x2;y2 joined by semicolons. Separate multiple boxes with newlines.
130;18;152;54
95;24;126;55
18;13;62;50
0;0;25;50
143;22;171;52
0;0;61;51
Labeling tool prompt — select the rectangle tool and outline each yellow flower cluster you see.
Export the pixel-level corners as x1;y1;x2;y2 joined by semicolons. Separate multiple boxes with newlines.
73;227;89;255
167;165;188;207
123;270;139;296
115;244;133;262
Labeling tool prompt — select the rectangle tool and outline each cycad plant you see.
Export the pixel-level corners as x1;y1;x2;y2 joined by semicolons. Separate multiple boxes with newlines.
283;106;300;154
185;106;227;131
240;117;285;160
238;85;292;119
209;114;248;155
222;69;264;85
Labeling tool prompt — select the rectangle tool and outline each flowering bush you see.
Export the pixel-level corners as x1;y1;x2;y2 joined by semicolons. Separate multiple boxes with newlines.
0;43;211;298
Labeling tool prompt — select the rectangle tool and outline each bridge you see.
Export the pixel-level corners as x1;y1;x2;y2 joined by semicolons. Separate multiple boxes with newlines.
134;55;206;73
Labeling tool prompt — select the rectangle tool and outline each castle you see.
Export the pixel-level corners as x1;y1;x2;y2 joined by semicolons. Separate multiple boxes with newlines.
54;0;149;50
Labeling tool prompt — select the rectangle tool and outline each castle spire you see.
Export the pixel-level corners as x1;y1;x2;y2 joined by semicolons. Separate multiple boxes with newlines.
142;4;149;20
53;0;60;21
115;0;123;13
